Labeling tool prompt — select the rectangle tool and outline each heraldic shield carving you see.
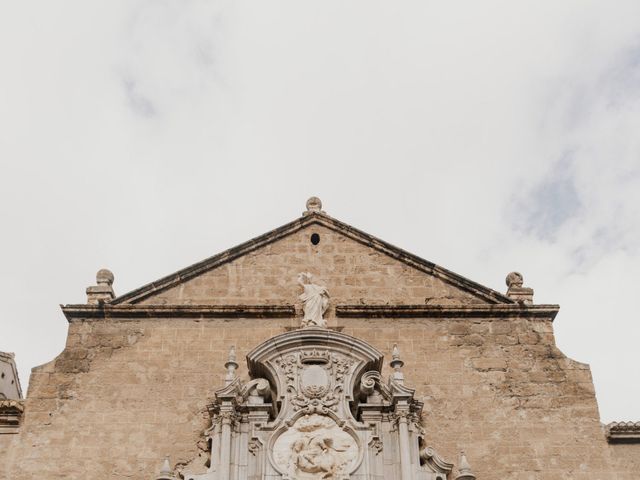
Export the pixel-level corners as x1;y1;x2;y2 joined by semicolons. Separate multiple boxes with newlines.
182;327;453;480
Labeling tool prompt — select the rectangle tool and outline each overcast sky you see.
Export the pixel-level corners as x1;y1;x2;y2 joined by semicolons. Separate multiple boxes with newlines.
1;1;639;422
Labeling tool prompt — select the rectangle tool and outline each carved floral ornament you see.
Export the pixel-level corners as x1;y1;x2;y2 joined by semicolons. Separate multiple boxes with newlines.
171;325;475;480
275;349;351;414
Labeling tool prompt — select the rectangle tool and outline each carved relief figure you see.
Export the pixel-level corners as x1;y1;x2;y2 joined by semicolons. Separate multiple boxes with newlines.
273;414;357;479
298;273;329;328
292;435;346;478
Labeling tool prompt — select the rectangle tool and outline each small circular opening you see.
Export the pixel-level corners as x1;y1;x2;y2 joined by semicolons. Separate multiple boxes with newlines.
310;233;320;245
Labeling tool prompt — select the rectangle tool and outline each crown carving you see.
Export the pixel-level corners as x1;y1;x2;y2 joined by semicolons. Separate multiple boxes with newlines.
299;349;331;364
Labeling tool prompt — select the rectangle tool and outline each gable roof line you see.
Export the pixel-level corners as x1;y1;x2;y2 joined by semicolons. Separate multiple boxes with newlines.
111;215;312;305
111;212;515;305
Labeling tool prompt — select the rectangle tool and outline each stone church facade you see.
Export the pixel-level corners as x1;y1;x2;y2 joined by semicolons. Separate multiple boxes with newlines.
1;198;638;479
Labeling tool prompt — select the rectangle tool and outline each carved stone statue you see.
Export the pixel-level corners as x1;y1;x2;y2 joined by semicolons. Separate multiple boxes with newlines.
298;273;329;328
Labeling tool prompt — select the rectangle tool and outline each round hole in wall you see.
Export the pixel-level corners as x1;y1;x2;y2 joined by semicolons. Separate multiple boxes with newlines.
310;233;320;245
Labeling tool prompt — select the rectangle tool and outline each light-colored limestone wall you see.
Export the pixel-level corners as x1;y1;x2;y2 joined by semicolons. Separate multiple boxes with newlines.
0;433;19;478
610;444;640;480
5;314;627;480
138;225;486;306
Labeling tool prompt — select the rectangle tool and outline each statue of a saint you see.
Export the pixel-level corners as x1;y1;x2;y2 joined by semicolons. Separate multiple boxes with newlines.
298;273;329;328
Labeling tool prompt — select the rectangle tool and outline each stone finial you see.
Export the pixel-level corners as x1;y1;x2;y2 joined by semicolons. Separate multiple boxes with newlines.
390;344;405;384
303;196;325;216
224;346;238;385
456;451;476;480
505;271;523;288
155;455;174;480
505;271;534;305
86;268;115;304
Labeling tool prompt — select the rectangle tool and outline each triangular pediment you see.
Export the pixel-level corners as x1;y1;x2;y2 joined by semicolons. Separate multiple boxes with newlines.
111;212;513;306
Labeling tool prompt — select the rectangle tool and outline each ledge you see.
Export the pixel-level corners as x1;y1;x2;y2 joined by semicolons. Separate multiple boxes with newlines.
61;304;296;321
61;304;560;321
606;422;640;443
0;399;24;434
335;304;559;320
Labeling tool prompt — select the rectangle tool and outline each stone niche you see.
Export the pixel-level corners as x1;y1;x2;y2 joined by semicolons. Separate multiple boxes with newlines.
182;328;452;480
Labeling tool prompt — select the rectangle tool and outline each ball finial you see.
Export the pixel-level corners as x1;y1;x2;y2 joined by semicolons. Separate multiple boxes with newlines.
505;271;523;288
305;196;323;213
96;268;114;286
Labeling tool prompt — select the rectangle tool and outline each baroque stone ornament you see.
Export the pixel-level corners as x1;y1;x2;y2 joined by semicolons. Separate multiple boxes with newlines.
181;328;456;480
273;414;358;479
86;268;116;304
298;272;329;328
505;271;523;288
276;349;351;414
0;399;24;433
455;452;476;480
505;271;534;305
156;456;175;480
303;196;324;215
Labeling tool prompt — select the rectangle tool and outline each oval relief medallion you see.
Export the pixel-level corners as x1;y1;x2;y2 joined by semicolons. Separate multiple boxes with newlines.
272;414;359;479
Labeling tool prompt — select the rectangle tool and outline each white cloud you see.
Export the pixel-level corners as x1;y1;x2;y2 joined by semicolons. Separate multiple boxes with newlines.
0;0;639;421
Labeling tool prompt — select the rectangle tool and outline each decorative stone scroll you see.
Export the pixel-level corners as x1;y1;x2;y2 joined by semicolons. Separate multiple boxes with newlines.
180;329;458;480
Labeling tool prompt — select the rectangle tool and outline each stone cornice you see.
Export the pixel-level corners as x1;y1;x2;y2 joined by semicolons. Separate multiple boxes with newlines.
61;303;559;322
606;421;640;443
0;399;24;434
335;304;560;320
61;304;296;322
0;399;24;412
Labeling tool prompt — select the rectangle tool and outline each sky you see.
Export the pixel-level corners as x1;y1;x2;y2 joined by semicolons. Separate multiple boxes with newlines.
1;1;639;422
